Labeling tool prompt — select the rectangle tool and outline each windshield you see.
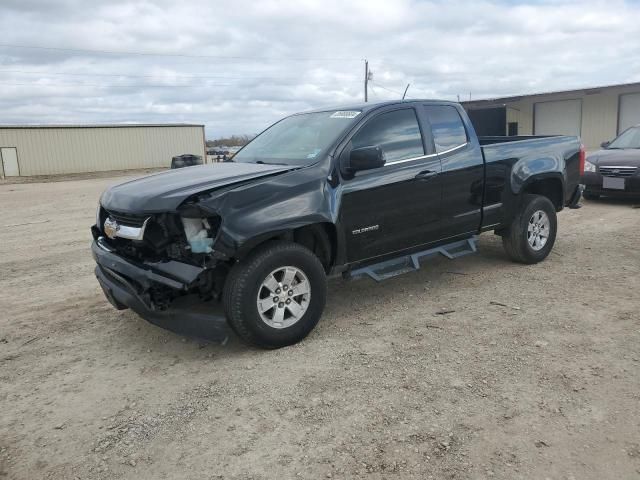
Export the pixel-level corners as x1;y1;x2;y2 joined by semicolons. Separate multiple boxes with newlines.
233;110;361;165
608;126;640;149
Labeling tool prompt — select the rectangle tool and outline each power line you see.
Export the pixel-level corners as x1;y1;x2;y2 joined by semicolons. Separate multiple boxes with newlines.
0;43;362;62
369;81;404;96
0;80;362;89
0;68;360;82
0;81;235;88
368;83;378;100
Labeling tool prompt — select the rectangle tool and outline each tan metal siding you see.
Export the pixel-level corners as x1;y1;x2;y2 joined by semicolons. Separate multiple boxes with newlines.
0;126;204;176
581;91;619;149
506;88;633;150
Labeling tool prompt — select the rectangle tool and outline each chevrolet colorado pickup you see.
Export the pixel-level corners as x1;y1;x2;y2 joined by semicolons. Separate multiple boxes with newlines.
92;100;584;348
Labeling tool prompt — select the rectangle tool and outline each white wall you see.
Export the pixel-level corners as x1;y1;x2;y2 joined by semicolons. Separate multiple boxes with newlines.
534;99;582;137
619;92;640;132
0;125;205;176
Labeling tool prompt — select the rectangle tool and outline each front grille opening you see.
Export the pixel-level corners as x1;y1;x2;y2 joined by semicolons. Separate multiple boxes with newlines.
105;209;148;227
599;166;637;177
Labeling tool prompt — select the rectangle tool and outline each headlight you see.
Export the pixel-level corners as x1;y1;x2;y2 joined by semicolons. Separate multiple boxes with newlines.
584;160;597;173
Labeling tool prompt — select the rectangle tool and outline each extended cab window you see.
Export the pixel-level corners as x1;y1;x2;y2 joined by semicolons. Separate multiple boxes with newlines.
351;109;424;163
425;105;468;153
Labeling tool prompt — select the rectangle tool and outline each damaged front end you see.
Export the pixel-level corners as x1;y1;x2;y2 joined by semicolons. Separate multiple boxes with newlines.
91;204;231;340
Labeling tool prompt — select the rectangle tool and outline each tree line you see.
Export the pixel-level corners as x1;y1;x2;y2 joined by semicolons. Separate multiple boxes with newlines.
206;134;255;147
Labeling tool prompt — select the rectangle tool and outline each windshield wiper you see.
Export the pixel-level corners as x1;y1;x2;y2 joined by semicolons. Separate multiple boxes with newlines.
255;160;288;166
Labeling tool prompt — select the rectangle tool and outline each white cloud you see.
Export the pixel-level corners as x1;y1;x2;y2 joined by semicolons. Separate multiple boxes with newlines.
0;0;639;137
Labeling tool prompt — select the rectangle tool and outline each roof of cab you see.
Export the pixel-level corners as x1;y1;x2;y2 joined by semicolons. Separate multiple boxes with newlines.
301;99;461;115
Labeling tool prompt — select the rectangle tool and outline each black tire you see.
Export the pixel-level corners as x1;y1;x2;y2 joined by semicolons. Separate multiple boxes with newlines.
223;241;327;348
502;194;557;264
582;191;600;201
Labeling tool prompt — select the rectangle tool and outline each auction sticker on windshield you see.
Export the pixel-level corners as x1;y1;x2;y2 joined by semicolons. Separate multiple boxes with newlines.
330;111;361;119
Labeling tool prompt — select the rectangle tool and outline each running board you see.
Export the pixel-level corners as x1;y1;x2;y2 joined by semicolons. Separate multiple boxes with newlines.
348;236;478;282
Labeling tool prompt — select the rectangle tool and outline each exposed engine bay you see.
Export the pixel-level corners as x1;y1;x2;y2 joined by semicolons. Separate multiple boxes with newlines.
93;205;230;310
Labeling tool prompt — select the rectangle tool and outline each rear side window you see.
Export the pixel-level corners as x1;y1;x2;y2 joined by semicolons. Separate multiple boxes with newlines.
351;109;424;163
425;105;468;153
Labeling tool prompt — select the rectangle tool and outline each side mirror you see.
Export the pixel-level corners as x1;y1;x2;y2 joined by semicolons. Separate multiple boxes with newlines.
601;141;610;149
346;146;385;173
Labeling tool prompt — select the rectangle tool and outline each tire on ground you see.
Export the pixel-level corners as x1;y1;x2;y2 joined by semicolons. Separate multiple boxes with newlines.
223;241;327;348
502;194;558;264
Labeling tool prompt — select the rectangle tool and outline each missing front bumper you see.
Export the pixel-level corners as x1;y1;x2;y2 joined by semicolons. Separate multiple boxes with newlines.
92;238;229;342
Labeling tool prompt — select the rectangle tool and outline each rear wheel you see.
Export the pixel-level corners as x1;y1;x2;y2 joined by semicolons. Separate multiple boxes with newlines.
223;241;327;348
502;194;557;264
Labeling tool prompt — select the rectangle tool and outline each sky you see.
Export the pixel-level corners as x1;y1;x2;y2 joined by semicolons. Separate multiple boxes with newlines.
1;0;640;138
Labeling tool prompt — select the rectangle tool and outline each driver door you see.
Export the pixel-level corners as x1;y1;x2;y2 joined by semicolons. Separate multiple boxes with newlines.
338;107;443;263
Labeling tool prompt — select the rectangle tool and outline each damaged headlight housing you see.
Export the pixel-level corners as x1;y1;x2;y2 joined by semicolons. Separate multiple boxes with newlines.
181;217;216;253
177;200;221;255
96;204;103;231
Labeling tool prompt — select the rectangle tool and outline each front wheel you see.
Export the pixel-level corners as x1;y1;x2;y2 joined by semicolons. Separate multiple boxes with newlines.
223;242;327;348
502;194;557;264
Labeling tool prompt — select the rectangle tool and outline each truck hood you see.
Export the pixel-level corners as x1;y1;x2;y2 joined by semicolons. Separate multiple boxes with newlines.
100;162;293;213
588;148;640;166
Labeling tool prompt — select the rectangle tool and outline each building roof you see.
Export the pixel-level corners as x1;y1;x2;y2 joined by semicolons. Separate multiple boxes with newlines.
0;123;204;129
461;81;640;107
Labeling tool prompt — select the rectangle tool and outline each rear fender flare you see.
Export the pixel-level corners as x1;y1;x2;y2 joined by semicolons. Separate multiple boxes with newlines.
511;157;566;196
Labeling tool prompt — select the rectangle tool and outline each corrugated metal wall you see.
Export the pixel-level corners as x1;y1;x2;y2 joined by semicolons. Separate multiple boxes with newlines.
466;84;640;151
508;91;619;150
0;125;205;176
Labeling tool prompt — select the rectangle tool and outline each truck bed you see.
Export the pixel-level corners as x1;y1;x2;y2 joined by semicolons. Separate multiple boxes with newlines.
479;135;582;168
477;135;557;146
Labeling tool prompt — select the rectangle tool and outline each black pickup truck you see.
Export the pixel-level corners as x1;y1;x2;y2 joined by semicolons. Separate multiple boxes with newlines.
92;100;584;348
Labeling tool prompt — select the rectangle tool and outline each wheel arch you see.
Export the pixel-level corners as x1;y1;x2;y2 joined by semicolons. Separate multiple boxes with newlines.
234;222;338;272
520;174;565;211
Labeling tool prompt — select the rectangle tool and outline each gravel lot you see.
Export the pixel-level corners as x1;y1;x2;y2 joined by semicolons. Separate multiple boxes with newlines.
1;174;639;480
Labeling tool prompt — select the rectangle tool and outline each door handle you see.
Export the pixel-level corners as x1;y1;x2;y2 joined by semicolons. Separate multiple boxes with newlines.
415;170;438;180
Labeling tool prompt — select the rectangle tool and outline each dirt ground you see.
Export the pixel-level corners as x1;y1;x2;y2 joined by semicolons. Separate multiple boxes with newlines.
1;175;639;480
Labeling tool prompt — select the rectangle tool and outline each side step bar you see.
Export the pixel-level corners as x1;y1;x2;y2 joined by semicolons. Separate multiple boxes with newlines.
348;236;478;282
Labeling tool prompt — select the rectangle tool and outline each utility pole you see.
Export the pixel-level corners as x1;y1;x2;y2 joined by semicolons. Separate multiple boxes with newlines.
364;59;369;103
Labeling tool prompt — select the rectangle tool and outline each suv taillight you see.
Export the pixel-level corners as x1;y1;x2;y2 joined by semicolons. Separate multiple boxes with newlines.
579;144;586;176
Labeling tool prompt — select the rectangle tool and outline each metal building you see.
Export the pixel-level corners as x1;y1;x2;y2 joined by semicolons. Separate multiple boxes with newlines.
0;124;205;177
462;82;640;151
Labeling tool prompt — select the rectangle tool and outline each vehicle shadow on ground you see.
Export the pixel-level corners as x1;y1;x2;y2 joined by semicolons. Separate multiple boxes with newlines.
583;197;640;206
108;234;515;357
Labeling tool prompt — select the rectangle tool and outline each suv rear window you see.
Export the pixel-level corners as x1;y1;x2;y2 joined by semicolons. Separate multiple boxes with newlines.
425;105;468;153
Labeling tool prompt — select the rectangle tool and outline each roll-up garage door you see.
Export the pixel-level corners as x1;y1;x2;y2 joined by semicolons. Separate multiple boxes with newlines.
534;99;582;136
618;92;640;133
